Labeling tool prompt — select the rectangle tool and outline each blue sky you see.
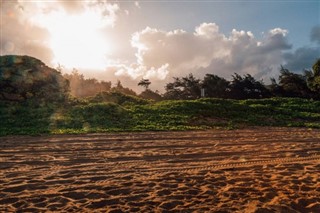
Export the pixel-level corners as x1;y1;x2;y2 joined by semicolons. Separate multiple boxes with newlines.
128;1;319;48
1;0;319;90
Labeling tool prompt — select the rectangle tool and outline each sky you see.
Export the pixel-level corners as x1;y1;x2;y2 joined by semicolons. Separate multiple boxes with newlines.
1;0;319;91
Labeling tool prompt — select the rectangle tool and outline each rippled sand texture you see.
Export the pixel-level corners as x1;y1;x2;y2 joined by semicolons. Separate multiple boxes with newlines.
1;127;320;212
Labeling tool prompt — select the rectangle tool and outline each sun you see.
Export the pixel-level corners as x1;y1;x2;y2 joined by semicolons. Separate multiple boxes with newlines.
31;5;113;70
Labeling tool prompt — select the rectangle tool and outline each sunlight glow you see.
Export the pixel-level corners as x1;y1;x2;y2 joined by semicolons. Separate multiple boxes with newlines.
30;4;113;70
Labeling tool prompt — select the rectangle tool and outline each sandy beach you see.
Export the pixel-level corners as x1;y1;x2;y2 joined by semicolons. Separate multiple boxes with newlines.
1;127;319;212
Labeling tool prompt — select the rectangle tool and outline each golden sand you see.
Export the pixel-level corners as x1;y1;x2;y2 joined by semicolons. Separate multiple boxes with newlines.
0;127;319;212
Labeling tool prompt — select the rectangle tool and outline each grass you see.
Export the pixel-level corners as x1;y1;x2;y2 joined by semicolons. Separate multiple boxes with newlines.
1;97;320;136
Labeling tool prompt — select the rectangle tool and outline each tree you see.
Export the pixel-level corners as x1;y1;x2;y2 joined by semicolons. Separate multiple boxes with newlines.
164;74;201;100
312;58;320;76
63;69;111;98
228;73;270;99
305;58;320;94
278;66;311;98
0;55;69;103
202;74;229;98
267;77;285;97
138;79;151;90
111;80;137;96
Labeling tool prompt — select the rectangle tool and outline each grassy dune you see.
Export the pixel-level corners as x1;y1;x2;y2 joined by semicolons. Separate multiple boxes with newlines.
1;97;320;136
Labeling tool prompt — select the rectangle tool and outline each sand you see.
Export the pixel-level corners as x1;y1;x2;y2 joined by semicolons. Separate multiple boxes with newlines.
0;127;319;212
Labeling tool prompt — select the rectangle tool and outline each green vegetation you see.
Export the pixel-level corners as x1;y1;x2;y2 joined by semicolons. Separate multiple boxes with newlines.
2;97;320;136
1;55;320;136
0;55;69;104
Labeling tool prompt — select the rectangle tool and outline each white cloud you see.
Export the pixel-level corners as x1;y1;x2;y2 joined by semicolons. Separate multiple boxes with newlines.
108;63;169;81
114;23;292;84
134;1;141;9
195;22;220;38
269;28;288;36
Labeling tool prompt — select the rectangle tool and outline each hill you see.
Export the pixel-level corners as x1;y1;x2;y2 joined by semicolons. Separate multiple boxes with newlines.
0;55;69;103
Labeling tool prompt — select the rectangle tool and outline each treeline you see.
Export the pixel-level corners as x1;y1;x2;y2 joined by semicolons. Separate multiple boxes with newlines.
63;69;136;98
1;55;319;105
161;64;319;100
146;58;320;100
62;58;320;101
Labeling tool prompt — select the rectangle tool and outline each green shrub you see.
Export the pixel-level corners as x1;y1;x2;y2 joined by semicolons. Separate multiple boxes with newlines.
2;97;320;136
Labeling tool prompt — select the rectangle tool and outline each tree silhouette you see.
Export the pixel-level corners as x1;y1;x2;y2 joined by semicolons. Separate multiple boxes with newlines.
164;74;201;100
138;79;151;90
202;74;229;98
228;73;270;99
279;66;311;98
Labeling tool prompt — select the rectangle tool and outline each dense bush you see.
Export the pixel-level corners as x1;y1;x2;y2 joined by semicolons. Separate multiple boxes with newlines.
87;91;149;105
0;55;69;104
1;97;320;136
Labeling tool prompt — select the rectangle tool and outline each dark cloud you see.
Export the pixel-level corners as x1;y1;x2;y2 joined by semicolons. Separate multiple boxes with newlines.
259;32;292;54
310;25;320;44
283;47;320;72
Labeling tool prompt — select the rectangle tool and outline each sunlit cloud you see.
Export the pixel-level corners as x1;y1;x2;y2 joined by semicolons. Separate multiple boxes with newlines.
1;0;119;70
114;23;291;82
1;1;318;91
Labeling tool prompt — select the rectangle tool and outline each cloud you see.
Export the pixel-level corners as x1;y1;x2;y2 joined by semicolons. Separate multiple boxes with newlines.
115;23;292;84
1;1;317;92
105;62;169;81
282;26;320;73
0;0;53;64
258;28;291;53
283;47;320;72
134;1;141;9
0;0;120;66
310;25;320;44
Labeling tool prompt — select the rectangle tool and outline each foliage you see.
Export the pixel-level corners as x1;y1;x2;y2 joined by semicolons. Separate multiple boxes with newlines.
138;78;151;89
87;91;149;105
305;58;320;94
278;66;311;98
139;89;162;101
111;80;137;96
63;69;111;98
164;73;201;100
56;102;133;130
162;59;320;100
0;55;69;104
202;74;229;98
1;56;320;136
2;97;320;136
0;101;55;135
228;73;270;99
